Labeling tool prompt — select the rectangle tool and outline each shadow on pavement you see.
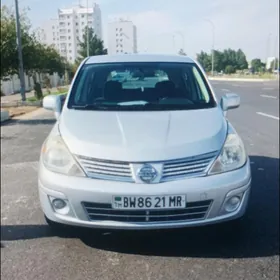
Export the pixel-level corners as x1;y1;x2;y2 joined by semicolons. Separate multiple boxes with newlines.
0;136;15;140
1;155;279;259
1;118;56;126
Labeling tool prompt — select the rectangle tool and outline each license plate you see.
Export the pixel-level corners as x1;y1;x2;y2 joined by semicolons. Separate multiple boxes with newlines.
112;195;186;210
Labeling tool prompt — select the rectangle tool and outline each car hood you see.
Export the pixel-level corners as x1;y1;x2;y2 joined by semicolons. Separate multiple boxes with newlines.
59;108;227;162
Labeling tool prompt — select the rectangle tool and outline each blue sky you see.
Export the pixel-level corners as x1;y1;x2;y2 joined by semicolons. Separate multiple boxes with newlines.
2;0;279;60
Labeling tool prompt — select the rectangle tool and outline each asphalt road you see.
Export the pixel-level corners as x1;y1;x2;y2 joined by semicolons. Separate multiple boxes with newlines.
1;80;279;280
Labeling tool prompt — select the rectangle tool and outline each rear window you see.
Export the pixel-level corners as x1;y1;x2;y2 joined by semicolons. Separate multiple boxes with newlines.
68;62;216;111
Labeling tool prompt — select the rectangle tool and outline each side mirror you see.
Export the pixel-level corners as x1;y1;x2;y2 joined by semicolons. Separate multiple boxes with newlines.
43;95;62;120
220;93;240;112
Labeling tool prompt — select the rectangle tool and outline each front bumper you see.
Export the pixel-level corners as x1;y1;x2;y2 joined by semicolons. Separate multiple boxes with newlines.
38;159;251;230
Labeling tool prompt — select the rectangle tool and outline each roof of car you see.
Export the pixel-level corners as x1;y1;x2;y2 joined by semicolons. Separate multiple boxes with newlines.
85;54;195;64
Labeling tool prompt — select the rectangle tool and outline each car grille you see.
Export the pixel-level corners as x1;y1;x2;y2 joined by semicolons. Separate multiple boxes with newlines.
76;155;133;182
161;151;218;181
76;151;218;183
82;200;213;223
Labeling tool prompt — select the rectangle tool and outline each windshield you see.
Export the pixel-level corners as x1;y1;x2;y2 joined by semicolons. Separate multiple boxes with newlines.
67;62;216;111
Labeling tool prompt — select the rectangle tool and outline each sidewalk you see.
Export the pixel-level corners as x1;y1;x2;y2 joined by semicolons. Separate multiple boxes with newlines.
0;87;68;120
1;87;61;103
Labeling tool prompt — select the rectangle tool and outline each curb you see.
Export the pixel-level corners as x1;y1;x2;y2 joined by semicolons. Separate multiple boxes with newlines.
1;107;47;123
12;108;48;120
207;77;276;82
1;100;42;108
1;110;10;122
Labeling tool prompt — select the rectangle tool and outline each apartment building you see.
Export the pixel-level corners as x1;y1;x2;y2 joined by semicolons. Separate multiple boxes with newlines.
108;19;137;55
40;19;60;50
41;3;102;64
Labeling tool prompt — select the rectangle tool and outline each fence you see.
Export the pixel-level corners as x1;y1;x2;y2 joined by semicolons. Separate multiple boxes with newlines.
1;72;65;96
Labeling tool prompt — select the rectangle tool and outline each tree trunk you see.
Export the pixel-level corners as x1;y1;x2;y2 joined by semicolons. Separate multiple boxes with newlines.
33;73;43;100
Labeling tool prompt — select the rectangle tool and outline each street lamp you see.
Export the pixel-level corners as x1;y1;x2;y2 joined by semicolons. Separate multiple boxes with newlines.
204;19;215;76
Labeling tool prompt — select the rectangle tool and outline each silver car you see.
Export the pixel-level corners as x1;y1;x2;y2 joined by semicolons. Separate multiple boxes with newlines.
39;54;251;231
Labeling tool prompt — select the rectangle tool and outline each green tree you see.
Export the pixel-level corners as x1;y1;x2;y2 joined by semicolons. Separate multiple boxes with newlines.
197;48;248;74
213;50;224;72
41;45;65;76
225;65;235;74
76;26;107;64
0;6;22;79
222;49;238;72
251;58;265;73
196;51;212;72
0;5;65;81
236;49;248;70
178;49;186;56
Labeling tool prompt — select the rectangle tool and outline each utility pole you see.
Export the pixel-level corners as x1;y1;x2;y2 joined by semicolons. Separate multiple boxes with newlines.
86;0;90;57
15;0;26;101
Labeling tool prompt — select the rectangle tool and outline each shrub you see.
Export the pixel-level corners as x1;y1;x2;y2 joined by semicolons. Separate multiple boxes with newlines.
225;65;235;74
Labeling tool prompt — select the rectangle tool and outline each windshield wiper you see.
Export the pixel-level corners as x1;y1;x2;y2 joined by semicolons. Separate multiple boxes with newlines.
71;104;117;110
70;102;199;111
116;103;165;110
71;103;161;111
71;103;122;110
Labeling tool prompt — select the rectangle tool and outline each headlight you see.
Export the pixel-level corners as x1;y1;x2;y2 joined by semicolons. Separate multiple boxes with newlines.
208;131;247;175
41;135;85;177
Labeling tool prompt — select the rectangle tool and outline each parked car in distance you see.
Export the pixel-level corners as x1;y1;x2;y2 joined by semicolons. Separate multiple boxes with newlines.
39;54;251;231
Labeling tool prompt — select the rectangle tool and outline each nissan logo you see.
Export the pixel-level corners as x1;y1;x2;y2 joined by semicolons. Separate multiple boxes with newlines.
137;164;158;183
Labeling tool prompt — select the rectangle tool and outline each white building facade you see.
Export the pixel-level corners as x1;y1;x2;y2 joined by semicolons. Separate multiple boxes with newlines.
266;56;276;70
40;3;102;64
108;19;137;55
40;18;60;49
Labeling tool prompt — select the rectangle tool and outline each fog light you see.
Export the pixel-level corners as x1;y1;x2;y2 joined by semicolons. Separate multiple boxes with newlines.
52;198;67;210
225;196;241;212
